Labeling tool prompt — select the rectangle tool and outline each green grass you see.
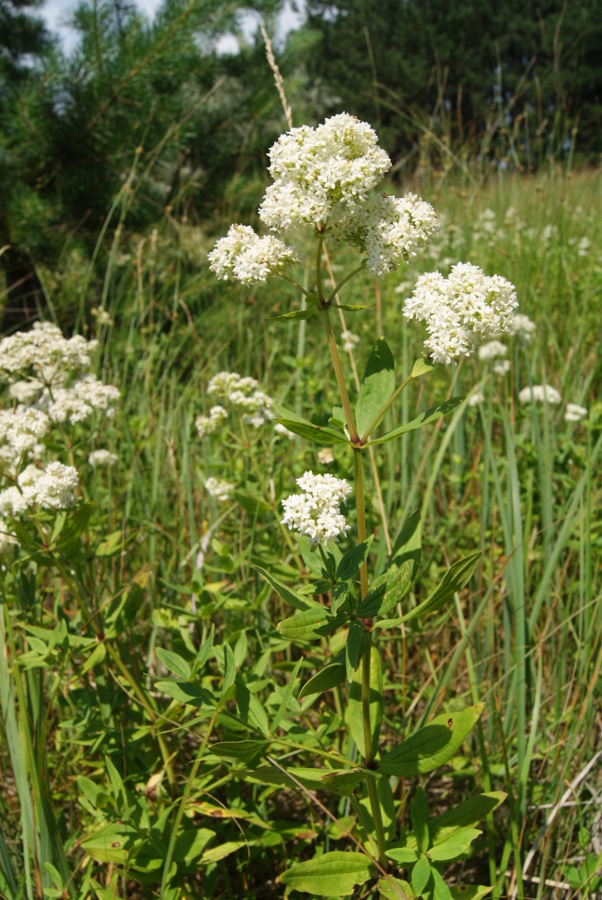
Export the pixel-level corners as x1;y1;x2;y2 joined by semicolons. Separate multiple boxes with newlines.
1;168;601;899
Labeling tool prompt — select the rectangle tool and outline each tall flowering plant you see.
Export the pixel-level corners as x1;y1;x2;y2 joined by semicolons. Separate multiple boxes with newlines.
207;115;517;898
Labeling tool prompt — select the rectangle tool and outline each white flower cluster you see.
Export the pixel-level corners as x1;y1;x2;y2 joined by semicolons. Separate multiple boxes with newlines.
205;477;234;503
281;471;352;548
404;263;518;365
564;403;588;423
510;314;537;343
274;423;296;440
46;376;120;424
331;193;439;276
478;340;507;361
518;385;562;405
341;330;360;353
0;462;78;517
207;372;273;428
208;224;298;284
195;405;228;439
0;322;97;385
259;114;391;232
0;407;50;456
89;449;118;467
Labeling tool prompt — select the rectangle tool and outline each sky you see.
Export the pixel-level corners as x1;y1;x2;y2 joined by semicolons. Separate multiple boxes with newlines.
40;0;306;55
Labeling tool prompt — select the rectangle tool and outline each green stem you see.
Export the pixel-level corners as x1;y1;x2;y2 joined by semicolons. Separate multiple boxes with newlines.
320;307;359;443
361;372;413;442
325;263;366;306
316;233;325;303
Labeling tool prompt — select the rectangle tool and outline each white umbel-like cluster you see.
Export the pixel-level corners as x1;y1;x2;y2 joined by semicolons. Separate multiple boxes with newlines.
518;385;562;405
195;405;228;438
207;372;273;428
564;403;588;422
89;449;118;467
281;471;352;548
46;375;120;424
404;263;518;364
205;477;234;503
0;461;78;516
259;114;391;232
0;322;97;384
478;340;507;361
208;224;298;284
510;314;536;343
0;407;50;455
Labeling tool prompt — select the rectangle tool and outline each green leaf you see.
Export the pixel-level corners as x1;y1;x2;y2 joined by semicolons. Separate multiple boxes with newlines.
279;851;375;896
428;828;482;862
247;766;325;791
379;704;484;776
252;566;316;612
80;641;106;675
336;536;374;581
269;308;317;321
356;338;396;438
411;788;431;853
346;646;383;757
430;792;506;844
358;513;421;618
235;678;270;736
81;823;135;863
336;302;375;311
278;608;345;642
272;658;302;730
221;643;237;697
194;625;215;672
103;578;146;638
320;768;367;797
386;847;421;865
450;887;492;899
156;681;213;707
411;855;431;897
431;869;454;900
277;417;350;445
201;840;250;863
375;551;481;629
378;877;415;898
411;358;437;378
210;740;269;764
346;621;369;682
299;658;346;699
369;398;463;446
156;648;191;680
172;829;216;868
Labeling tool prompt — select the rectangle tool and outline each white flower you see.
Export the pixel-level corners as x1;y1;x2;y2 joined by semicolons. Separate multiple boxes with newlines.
0;486;30;516
207;372;246;398
510;314;536;343
195;405;228;438
259;114;391;232
341;330;360;353
317;447;335;465
518;385;562;405
467;390;485;407
274;423;296;440
0;322;97;384
206;373;273;427
46;375;120;424
281;471;352;548
564;403;588;423
478;341;507;361
493;360;511;376
208;224;298;284
330;192;439;276
205;477;234;503
577;237;591;257
404;263;518;365
19;461;79;509
89;449;118;467
8;379;43;404
0;407;50;454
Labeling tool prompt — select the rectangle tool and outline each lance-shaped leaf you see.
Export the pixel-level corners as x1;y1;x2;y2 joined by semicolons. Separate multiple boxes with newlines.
346;646;383;757
356;338;396;438
379;704;484;776
155;648;191;680
246;766;326;791
368;397;463;446
320;768;367;797
269;308;317;321
346;621;370;682
299;655;346;699
336;536;373;582
428;828;482;861
278;608;346;642
358;513;421;618
378;876;415;898
272;404;350;445
411;358;437;378
210;740;269;764
429;792;506;845
375;550;481;629
279;851;376;896
252;565;318;612
156;681;214;707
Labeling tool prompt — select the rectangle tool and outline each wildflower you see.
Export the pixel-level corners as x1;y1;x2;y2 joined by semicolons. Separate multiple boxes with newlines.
8;379;43;404
478;341;507;361
19;462;79;509
0;407;50;454
208;224;298;284
0;322;97;384
404;263;518;365
259;114;391;232
518;385;562;405
89;450;118;467
493;360;511;377
46;376;120;424
281;471;351;548
467;390;485;407
341;330;360;353
564;403;588;423
206;373;273;427
195;406;228;438
274;423;296;440
510;314;536;343
317;447;335;465
205;477;234;503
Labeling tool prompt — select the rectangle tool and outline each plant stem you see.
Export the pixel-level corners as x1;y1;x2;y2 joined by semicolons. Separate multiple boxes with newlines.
320;307;359;443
